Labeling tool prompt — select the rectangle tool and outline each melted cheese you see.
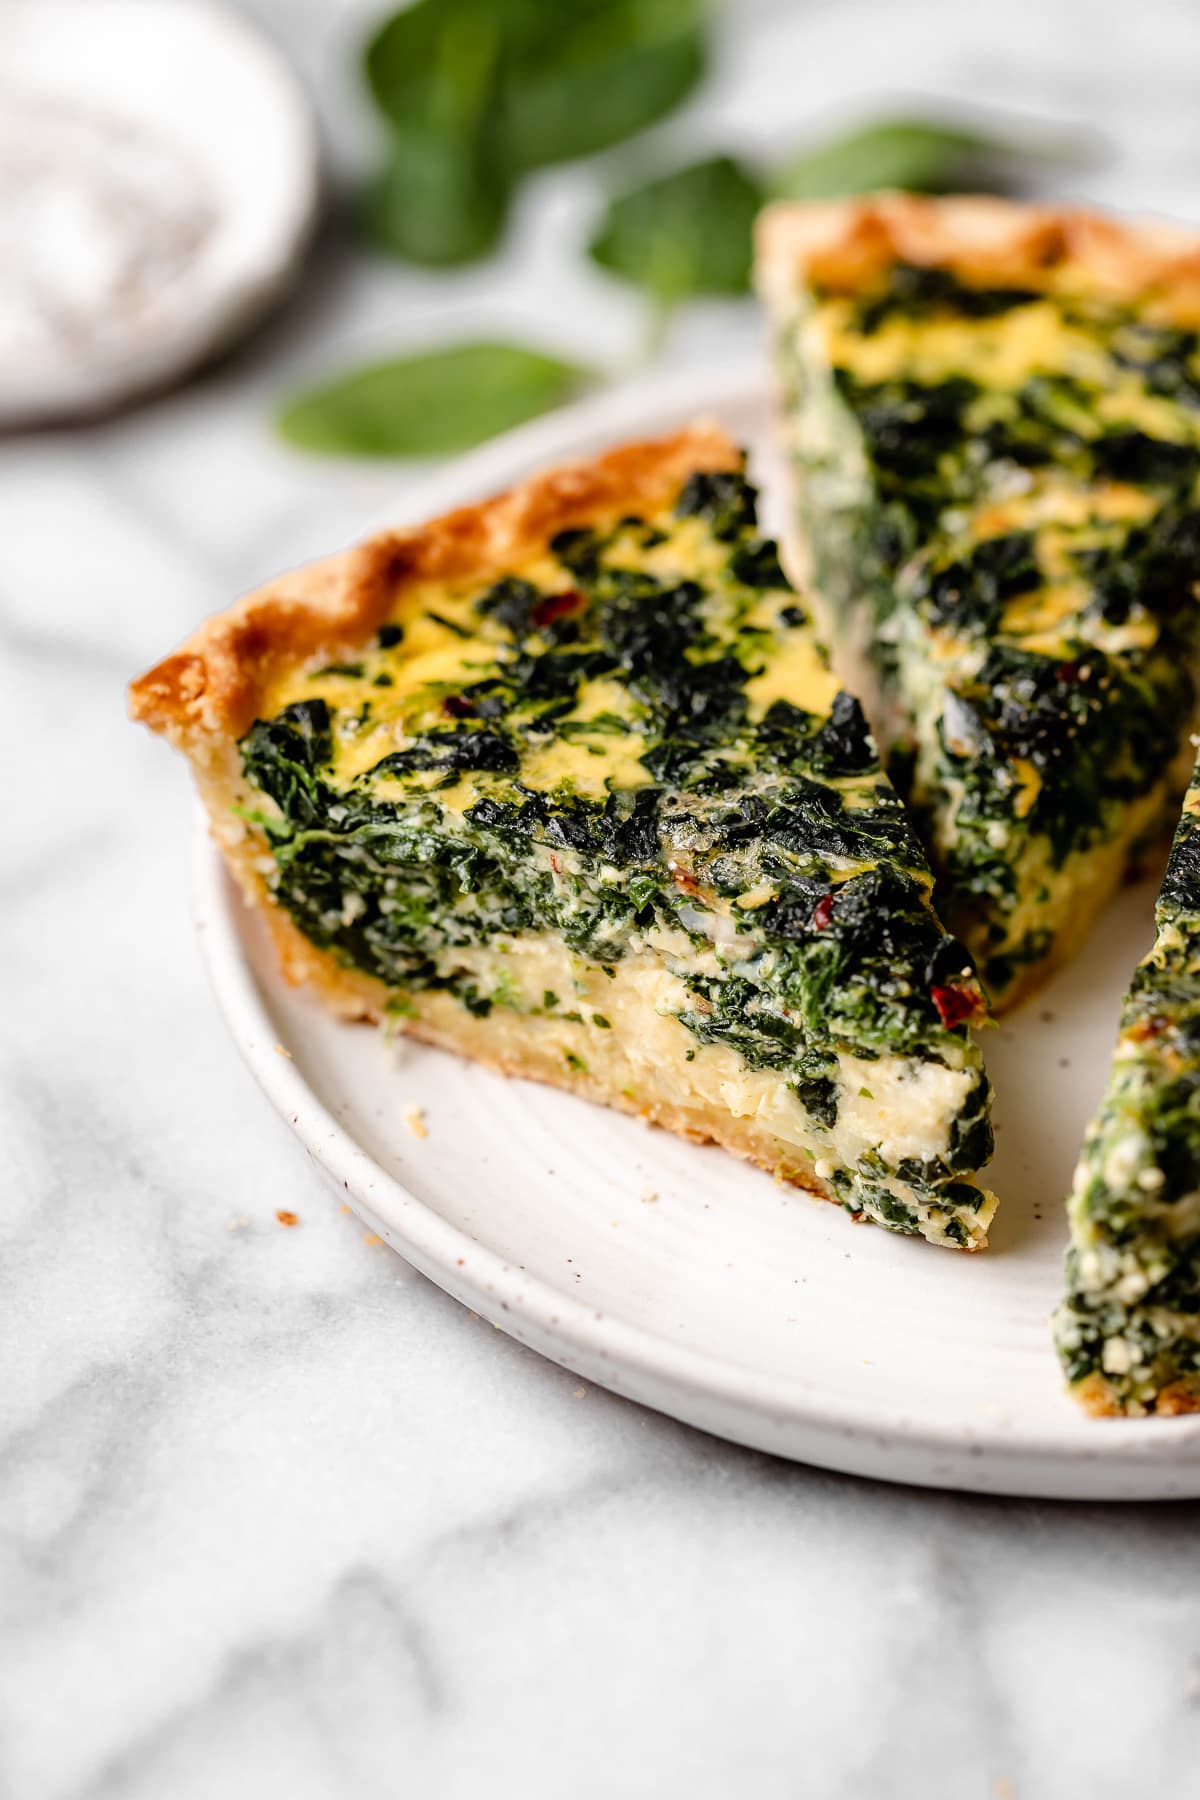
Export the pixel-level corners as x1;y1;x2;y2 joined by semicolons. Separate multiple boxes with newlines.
257;488;864;815
515;733;651;801
744;632;839;718
396;934;979;1238
825;298;1107;390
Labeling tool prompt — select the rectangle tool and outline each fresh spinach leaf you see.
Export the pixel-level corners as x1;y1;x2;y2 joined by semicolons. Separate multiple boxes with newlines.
277;342;594;458
365;125;510;265
363;0;707;266
363;1;508;264
499;0;708;173
771;117;1092;201
365;0;501;133
588;154;764;301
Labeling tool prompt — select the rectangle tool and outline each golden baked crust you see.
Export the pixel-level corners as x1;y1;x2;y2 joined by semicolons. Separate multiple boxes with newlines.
129;423;740;751
755;192;1200;318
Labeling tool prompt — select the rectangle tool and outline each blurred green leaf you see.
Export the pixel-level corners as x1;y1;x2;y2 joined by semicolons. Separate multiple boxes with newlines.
589;155;764;303
365;0;500;131
277;342;595;458
364;1;509;263
362;0;708;266
500;0;708;173
365;127;509;265
771;117;1091;201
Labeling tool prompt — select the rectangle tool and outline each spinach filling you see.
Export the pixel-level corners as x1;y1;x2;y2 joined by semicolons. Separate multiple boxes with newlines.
238;469;994;1244
777;262;1200;1001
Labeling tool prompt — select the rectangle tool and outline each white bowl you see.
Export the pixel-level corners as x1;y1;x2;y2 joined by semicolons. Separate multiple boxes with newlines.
0;0;319;425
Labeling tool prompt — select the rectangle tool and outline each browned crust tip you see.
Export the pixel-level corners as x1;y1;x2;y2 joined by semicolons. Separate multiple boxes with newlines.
755;192;1200;310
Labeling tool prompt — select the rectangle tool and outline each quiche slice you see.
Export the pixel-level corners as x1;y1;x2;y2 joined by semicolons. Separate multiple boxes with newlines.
757;195;1200;1009
130;426;998;1246
1055;758;1200;1414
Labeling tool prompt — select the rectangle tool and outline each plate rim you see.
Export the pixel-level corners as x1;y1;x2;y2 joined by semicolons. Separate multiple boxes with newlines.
192;364;1200;1499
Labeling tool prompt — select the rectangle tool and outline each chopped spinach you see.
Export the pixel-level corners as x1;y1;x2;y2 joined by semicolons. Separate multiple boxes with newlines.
238;462;994;1246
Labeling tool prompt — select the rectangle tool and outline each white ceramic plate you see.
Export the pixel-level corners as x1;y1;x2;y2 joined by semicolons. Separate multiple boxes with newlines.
196;365;1200;1499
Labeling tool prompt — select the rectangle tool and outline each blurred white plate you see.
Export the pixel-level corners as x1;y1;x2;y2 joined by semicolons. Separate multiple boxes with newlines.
0;0;318;425
195;364;1200;1498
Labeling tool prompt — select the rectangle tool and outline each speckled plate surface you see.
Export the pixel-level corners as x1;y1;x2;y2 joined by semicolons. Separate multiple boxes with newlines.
195;366;1200;1499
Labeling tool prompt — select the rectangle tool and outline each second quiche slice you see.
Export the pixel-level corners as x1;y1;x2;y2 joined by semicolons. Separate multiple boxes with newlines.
1055;753;1200;1415
757;195;1200;1008
131;426;997;1246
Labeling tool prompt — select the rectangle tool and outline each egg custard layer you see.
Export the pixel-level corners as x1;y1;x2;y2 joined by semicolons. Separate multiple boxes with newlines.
132;429;996;1246
758;197;1200;1008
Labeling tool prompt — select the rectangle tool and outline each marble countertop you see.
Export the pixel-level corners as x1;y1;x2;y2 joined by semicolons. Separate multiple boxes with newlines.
6;1;1200;1794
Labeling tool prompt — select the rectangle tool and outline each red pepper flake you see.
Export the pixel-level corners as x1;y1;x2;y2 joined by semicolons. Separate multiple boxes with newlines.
811;894;835;930
532;588;584;629
1055;660;1081;683
443;692;475;718
931;983;981;1030
276;1209;300;1228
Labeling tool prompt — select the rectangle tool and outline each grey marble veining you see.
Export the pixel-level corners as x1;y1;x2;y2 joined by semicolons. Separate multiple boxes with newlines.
5;1;1200;1794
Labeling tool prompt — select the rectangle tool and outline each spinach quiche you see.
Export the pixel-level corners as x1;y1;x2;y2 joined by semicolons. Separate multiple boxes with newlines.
1055;758;1200;1415
757;195;1200;1008
131;426;998;1246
